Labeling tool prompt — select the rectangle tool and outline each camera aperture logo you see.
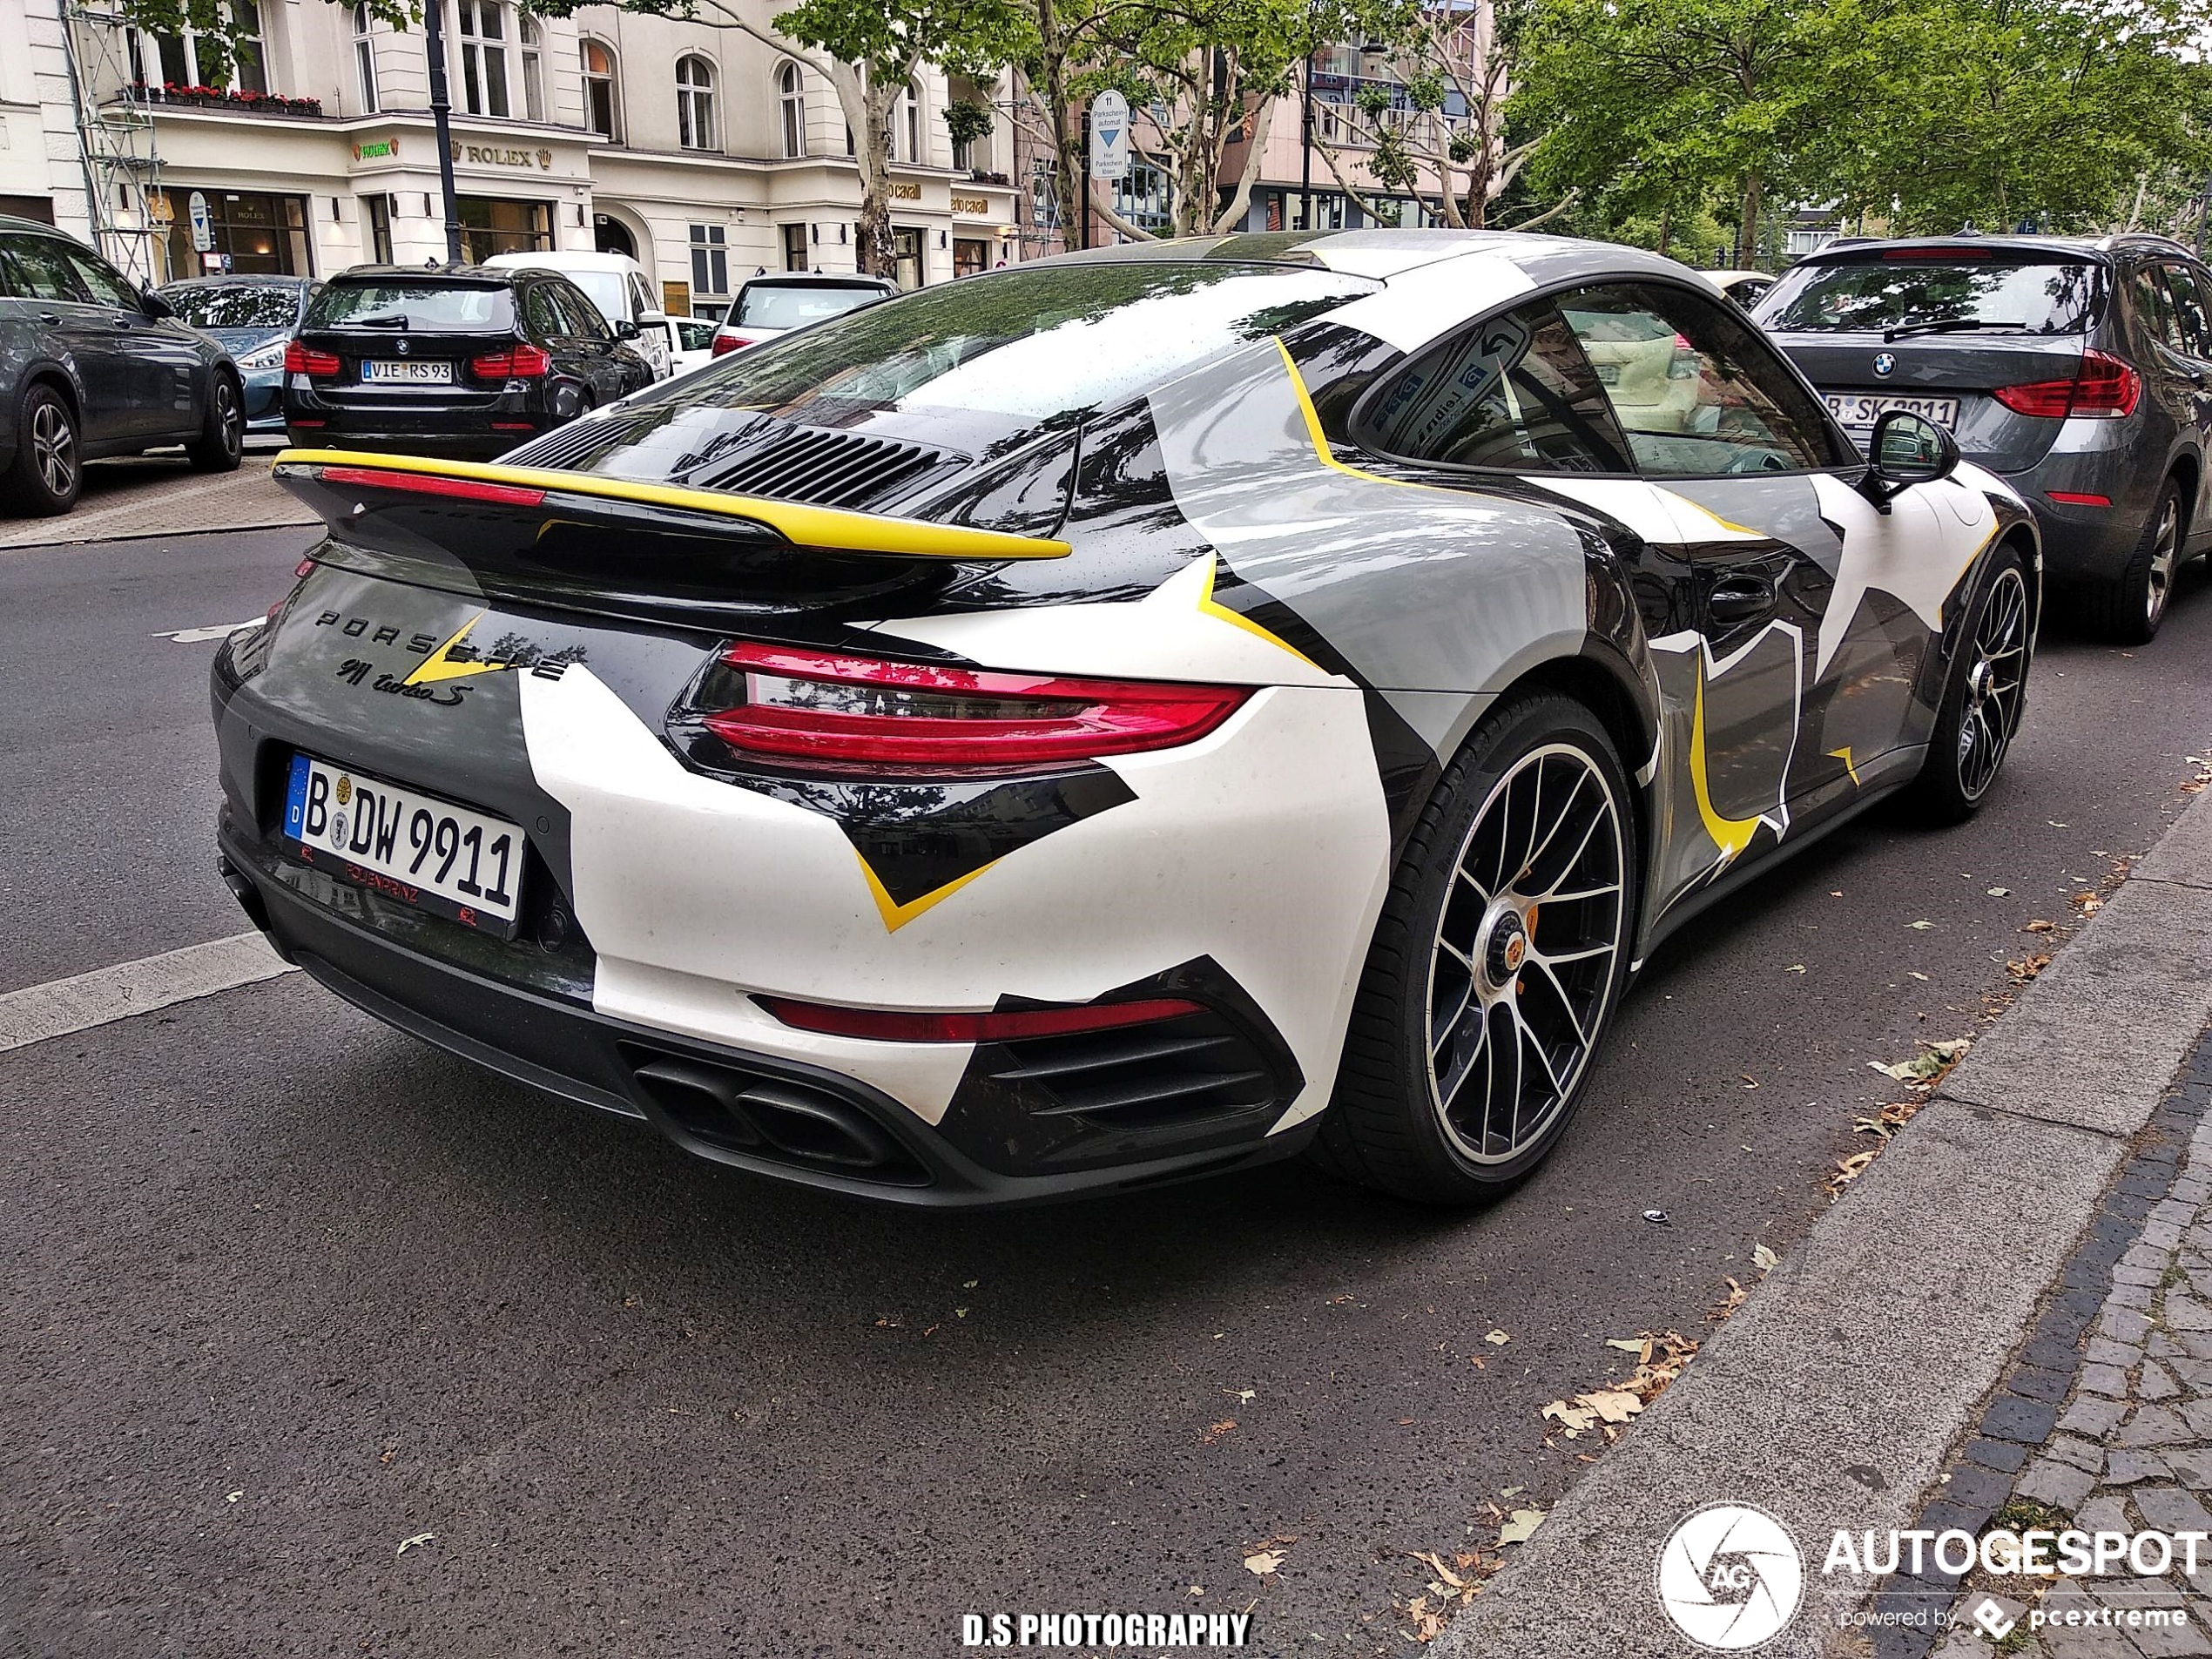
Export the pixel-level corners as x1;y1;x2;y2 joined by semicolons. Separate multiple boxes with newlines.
1656;1504;1805;1650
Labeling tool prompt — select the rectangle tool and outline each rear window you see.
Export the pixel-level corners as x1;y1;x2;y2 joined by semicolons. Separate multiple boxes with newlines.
688;261;1378;427
732;282;887;331
165;283;300;329
1758;254;2101;335
307;281;516;333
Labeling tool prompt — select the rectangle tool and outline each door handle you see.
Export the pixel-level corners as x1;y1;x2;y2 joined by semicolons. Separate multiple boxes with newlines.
110;314;135;329
38;312;60;326
1708;577;1775;626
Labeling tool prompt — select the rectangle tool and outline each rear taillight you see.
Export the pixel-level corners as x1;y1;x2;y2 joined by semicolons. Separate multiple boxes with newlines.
319;464;546;506
756;995;1205;1043
1993;349;2141;420
688;642;1251;774
469;342;552;381
710;334;752;356
284;341;339;377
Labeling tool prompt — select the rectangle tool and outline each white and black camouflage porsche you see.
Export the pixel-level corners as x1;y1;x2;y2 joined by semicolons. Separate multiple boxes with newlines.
214;230;2039;1207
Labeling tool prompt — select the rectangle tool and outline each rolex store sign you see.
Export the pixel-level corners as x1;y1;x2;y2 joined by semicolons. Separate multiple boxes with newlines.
451;141;553;170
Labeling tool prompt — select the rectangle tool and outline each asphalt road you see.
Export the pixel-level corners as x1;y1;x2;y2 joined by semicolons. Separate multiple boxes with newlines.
3;522;2210;1657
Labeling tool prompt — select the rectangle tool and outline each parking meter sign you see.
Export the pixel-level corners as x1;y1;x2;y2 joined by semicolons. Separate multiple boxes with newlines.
1089;91;1130;182
188;191;213;253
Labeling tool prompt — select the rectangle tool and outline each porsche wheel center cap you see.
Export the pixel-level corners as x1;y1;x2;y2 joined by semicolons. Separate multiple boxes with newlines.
1480;909;1530;991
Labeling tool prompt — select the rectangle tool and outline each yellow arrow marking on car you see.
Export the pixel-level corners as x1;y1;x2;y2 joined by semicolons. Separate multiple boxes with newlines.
1828;745;1863;787
402;612;512;685
856;853;1001;934
274;448;1072;561
1194;552;1322;671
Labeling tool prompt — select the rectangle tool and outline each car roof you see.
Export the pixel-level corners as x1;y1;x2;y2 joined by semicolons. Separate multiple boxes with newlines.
0;212;73;238
738;272;896;288
482;250;644;273
1791;232;2197;266
327;262;526;286
1054;227;1713;288
159;273;313;288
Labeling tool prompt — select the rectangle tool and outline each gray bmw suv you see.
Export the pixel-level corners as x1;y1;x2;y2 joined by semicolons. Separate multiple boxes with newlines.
1757;233;2209;641
0;213;245;516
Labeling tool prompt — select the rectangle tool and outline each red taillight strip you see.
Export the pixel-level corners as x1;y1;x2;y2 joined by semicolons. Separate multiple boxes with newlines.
2047;490;2112;506
319;464;546;507
698;641;1251;770
757;995;1204;1042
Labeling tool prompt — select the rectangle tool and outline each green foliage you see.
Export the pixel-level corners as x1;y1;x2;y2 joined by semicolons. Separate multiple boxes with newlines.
770;0;1028;85
943;98;996;152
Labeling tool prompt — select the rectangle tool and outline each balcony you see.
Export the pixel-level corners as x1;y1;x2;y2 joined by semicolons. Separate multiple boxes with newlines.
127;83;326;118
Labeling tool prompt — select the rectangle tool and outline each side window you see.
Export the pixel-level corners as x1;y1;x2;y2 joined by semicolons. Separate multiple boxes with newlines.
2161;265;2209;356
557;280;610;341
1556;282;1840;477
64;247;138;308
1353;298;1635;474
521;282;566;341
2;236;92;303
2129;266;2182;351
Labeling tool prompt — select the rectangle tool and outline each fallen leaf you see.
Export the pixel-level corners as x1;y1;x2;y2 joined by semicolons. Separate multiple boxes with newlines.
1202;1419;1238;1445
1784;963;1806;974
1986;887;2010;897
226;1490;243;1503
2022;919;2056;934
1224;1387;1256;1405
1498;1509;1546;1546
1907;919;1935;930
1708;1278;1748;1321
1906;970;1930;981
1541;1399;1596;1435
954;1308;969;1318
1244;1549;1285;1577
1752;1243;1778;1271
1501;1486;1525;1498
1604;1337;1647;1353
396;1532;435;1556
961;1278;978;1289
1485;1329;1510;1346
1583;1389;1642;1423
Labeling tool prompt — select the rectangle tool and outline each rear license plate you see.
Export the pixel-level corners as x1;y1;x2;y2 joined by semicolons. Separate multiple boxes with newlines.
281;753;523;934
1825;391;1961;431
361;359;454;384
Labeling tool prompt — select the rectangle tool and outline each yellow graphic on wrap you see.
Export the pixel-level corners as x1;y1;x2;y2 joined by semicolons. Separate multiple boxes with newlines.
857;853;1001;933
1689;666;1763;861
1829;746;1863;787
1195;552;1321;671
403;613;511;685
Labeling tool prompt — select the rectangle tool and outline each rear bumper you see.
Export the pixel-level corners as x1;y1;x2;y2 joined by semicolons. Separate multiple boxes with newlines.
1993;421;2161;585
216;806;1318;1209
282;422;545;461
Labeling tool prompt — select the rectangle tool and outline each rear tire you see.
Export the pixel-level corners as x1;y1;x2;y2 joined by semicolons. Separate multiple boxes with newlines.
2080;480;2182;644
1316;694;1638;1204
185;372;243;473
1;383;81;516
1906;543;2031;824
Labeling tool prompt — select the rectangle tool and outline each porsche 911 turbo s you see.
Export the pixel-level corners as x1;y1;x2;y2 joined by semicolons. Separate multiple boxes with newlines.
214;231;2040;1209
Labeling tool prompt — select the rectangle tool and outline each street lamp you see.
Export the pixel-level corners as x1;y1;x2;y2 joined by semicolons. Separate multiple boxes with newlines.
424;1;462;262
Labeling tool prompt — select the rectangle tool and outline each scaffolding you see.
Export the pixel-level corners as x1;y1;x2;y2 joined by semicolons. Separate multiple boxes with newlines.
59;0;163;283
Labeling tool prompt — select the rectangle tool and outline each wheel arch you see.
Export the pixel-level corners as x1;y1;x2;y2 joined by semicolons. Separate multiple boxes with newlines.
1481;646;1657;878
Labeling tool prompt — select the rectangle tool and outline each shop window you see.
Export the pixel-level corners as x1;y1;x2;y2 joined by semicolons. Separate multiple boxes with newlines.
781;222;807;272
161;189;311;277
352;3;377;113
953;237;989;279
689;223;729;297
455;196;551;262
778;62;806;159
582;39;618;140
519;14;544;123
455;0;510;119
892;226;922;291
676;56;718;152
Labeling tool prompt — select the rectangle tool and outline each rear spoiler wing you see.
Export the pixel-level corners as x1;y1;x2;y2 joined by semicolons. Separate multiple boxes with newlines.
272;448;1072;561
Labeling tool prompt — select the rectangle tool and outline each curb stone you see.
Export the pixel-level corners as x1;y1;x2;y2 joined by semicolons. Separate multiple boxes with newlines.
1434;784;2212;1659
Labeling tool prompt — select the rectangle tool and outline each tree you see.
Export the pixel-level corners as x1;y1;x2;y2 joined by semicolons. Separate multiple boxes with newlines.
1510;0;1858;266
1309;0;1559;231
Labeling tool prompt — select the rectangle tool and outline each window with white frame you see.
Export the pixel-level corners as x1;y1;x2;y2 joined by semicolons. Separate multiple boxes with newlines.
676;56;718;152
581;39;618;139
778;62;806;159
899;80;921;163
132;0;266;93
352;3;377;111
689;223;728;297
455;0;510;118
518;13;544;123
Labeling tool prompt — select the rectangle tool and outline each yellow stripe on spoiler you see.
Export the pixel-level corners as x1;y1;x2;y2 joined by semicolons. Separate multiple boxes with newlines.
273;447;1072;561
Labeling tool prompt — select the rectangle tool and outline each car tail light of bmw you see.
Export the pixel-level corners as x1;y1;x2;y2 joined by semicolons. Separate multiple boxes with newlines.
686;642;1251;775
1992;349;2141;419
283;341;341;377
469;343;553;381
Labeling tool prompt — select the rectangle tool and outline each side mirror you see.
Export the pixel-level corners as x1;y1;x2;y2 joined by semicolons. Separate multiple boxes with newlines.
637;308;668;327
1858;408;1959;508
141;289;175;320
612;318;640;340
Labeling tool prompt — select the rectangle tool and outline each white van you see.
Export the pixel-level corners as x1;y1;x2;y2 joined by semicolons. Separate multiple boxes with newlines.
482;250;673;379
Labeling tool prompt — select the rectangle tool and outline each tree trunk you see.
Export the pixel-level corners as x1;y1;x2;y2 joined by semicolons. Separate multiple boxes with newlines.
1737;172;1762;267
1657;202;1671;260
1035;0;1082;253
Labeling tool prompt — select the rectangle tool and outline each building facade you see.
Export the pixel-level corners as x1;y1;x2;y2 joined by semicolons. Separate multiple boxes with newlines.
1;0;1022;318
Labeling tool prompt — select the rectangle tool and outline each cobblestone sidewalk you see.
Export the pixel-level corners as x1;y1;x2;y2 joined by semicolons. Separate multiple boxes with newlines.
1875;1022;2212;1658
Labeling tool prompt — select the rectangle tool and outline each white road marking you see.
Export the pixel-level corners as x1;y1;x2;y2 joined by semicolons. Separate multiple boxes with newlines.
153;620;262;644
0;932;295;1054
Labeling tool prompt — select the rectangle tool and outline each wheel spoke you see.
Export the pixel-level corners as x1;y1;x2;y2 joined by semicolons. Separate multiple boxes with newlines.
1522;955;1593;1050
